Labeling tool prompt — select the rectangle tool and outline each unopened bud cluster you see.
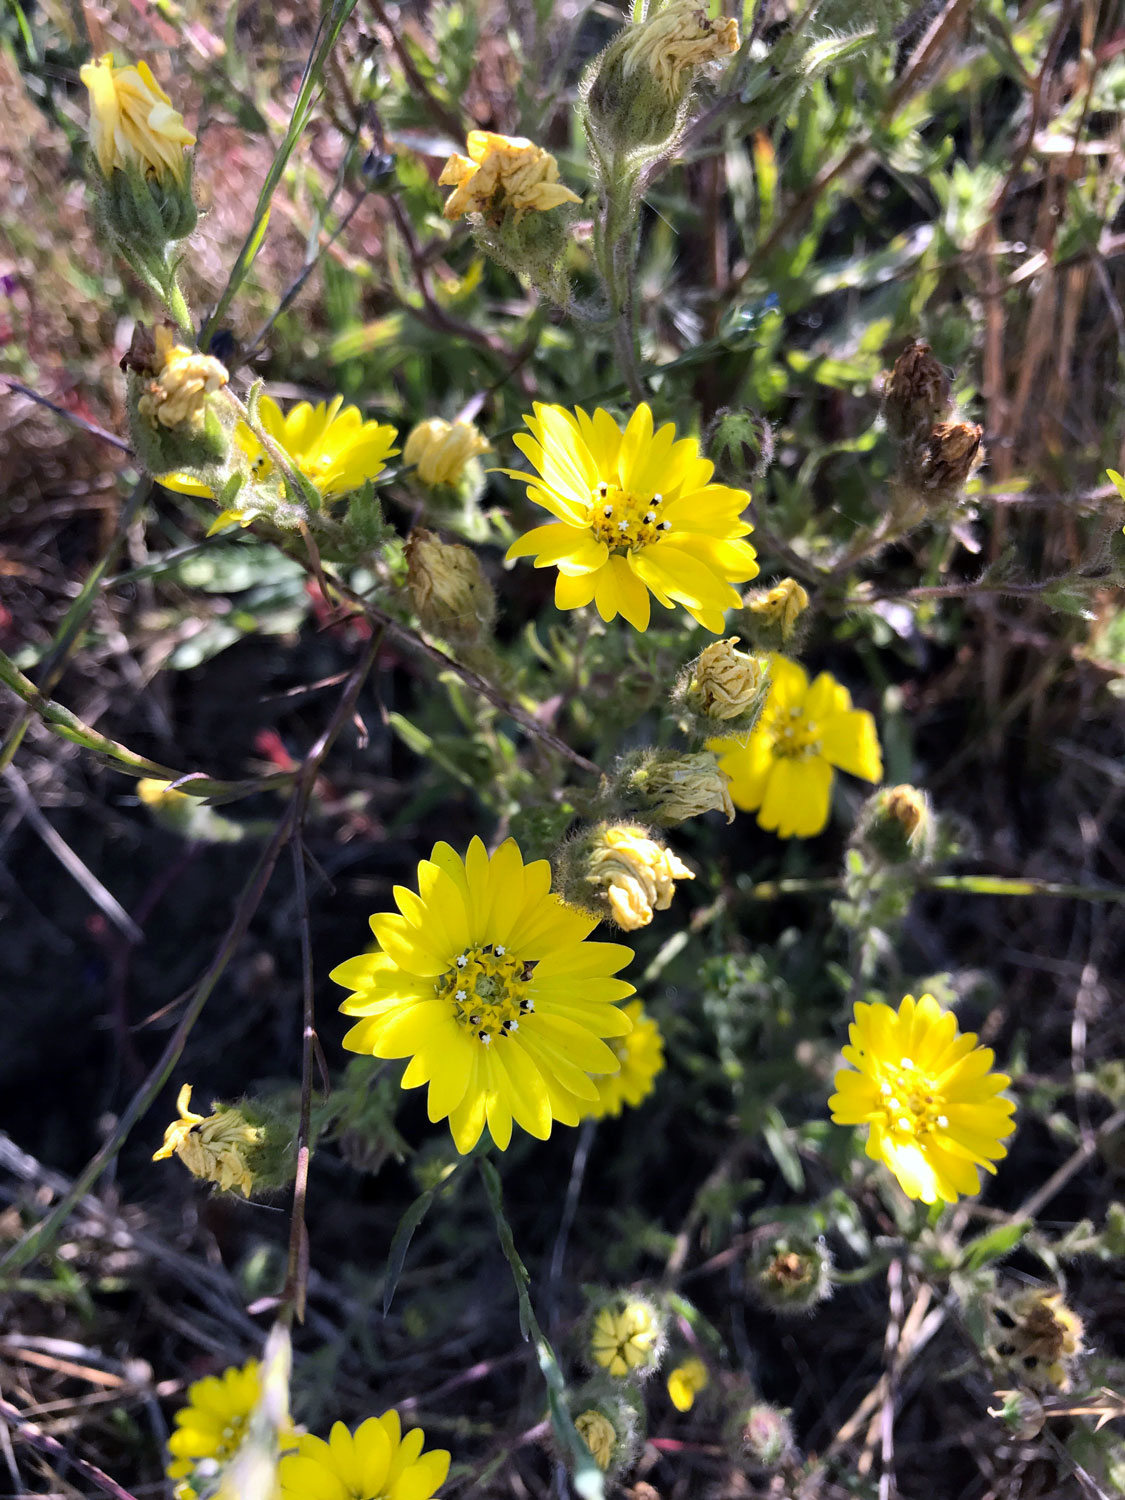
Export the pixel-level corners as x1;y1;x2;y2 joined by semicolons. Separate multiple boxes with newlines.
152;1084;296;1198
883;342;983;506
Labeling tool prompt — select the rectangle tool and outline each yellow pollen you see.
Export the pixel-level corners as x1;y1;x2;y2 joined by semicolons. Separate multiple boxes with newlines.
437;945;534;1042
588;486;671;551
769;708;823;760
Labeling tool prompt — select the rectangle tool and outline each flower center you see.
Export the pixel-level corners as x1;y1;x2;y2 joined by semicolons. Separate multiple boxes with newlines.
768;704;822;760
436;944;535;1045
875;1058;948;1139
587;483;672;552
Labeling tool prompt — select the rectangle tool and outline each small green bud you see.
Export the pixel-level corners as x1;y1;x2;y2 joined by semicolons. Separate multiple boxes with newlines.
749;1236;832;1314
855;783;934;865
731;1401;795;1468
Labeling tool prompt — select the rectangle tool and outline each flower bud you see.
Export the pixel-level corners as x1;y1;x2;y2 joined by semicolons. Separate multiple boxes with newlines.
403;417;490;488
568;1380;643;1482
624;750;735;825
740;578;810;650
587;1292;667;1380
855;783;933;865
991;1288;1084;1392
567;822;694;931
666;1357;709;1412
882;341;952;440
678;636;769;736
735;1402;794;1468
405;529;496;646
152;1084;265;1198
749;1237;832;1315
901;420;984;502
575;1410;615;1471
584;0;740;160
136;778;245;844
987;1388;1045;1440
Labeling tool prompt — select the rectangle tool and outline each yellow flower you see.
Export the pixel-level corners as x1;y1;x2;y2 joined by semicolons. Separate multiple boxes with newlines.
744;578;809;641
153;1084;263;1197
333;837;636;1154
439;131;581;224
590;1299;663;1377
137;327;228;431
666;1357;709;1412
828;994;1017;1205
581;1000;665;1120
80;54;196;183
621;0;741;99
586;825;693;931
159;395;398;503
505;403;758;632
137;777;192;810
166;1358;299;1500
279;1414;449;1500
575;1410;616;1471
709;655;881;838
403;417;490;485
686;636;766;721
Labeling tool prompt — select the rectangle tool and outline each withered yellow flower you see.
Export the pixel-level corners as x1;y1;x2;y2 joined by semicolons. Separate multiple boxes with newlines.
137;327;228;431
621;0;740;99
575;1410;616;1471
80;54;196;183
586;824;693;931
405;529;496;645
403;417;490;486
153;1084;263;1197
687;636;766;721
745;578;809;641
439;131;581;224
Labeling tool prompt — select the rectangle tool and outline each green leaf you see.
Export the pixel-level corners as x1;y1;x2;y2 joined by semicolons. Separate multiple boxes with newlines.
961;1219;1030;1271
383;1187;436;1315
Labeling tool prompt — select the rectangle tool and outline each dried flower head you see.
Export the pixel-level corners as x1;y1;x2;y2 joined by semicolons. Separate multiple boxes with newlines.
913;420;984;495
581;1000;665;1120
750;1237;832;1314
584;824;694;931
883;341;952;439
440;132;581;225
993;1289;1085;1392
666;1357;709;1412
829;993;1017;1204
135;326;228;432
406;529;496;645
627;750;736;825
153;1084;264;1197
685;637;767;722
742;578;809;644
620;0;740;100
403;417;490;486
81;53;195;183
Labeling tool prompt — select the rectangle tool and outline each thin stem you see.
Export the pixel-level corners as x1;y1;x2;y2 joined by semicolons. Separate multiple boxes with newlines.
545;1119;595;1332
0;1395;140;1500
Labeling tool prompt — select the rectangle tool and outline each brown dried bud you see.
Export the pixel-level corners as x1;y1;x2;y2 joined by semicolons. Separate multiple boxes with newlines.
405;529;496;645
883;341;952;439
917;420;984;494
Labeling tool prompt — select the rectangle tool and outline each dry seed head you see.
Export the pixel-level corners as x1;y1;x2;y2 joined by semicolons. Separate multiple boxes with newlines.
626;750;735;825
883;341;952;439
405;529;496;646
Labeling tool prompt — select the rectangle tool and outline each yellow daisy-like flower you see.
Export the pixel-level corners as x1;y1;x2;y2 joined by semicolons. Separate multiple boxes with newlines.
153;1083;263;1197
80;53;196;183
159;394;398;504
581;1000;665;1120
439;131;581;224
332;837;636;1154
590;1299;663;1377
166;1359;298;1500
828;993;1017;1205
505;403;758;632
666;1357;709;1412
279;1414;449;1500
709;655;881;838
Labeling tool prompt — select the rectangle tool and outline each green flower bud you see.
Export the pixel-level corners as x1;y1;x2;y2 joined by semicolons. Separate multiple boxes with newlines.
855;783;934;866
749;1236;832;1314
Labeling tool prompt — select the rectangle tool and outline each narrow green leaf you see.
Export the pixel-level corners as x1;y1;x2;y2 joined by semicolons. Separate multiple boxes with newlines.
383;1187;436;1314
962;1219;1030;1271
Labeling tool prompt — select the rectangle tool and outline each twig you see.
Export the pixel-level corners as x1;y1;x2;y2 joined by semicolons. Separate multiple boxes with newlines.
2;765;143;943
2;378;133;454
0;1394;140;1500
1009;1106;1125;1224
545;1119;595;1333
878;1257;904;1500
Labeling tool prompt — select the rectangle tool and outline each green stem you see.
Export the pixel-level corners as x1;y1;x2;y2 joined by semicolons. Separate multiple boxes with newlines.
743;873;1125;904
479;1160;605;1500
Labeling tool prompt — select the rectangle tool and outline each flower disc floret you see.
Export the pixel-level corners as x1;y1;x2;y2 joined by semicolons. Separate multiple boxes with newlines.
81;53;195;183
166;1358;298;1500
709;655;881;838
505;403;758;633
829;993;1017;1204
332;837;636;1154
279;1413;449;1500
